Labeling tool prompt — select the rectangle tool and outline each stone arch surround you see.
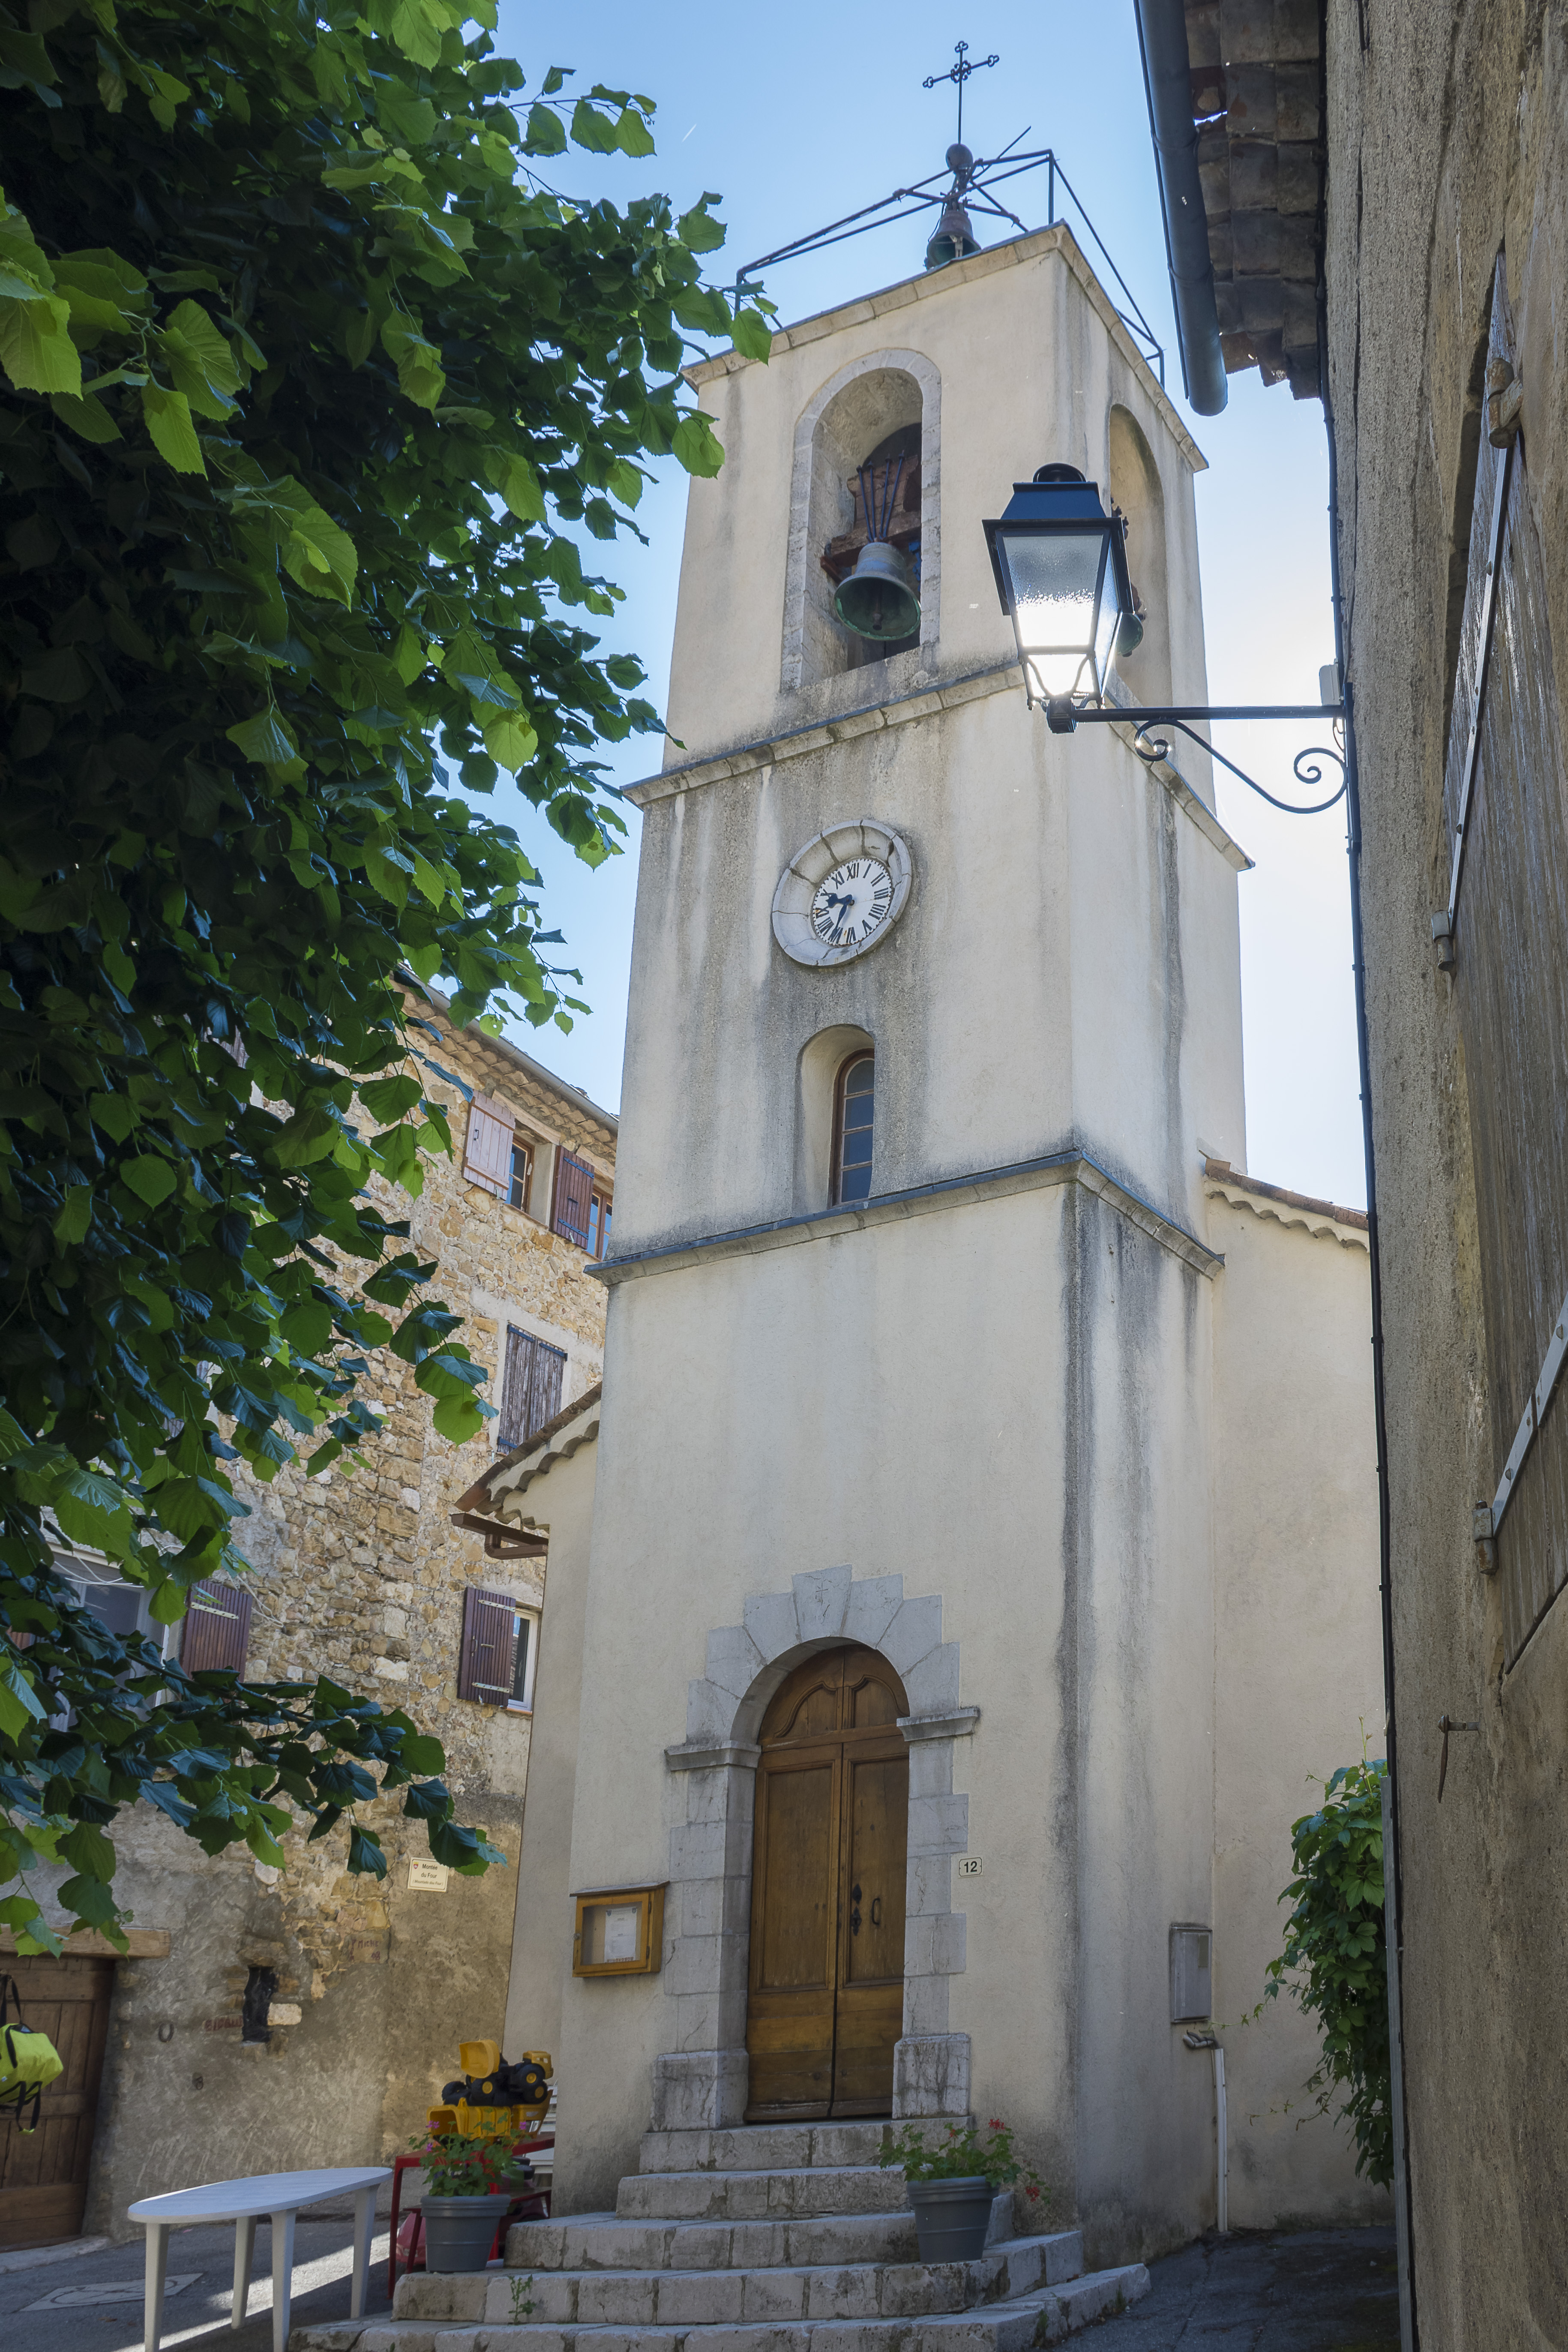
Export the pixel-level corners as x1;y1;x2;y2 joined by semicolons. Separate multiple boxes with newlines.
658;1564;979;2132
780;348;944;696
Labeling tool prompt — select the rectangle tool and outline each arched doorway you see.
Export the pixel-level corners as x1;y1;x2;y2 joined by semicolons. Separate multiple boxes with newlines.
745;1644;909;2120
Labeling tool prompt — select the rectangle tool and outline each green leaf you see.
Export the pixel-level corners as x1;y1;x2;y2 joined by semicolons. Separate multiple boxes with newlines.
497;452;546;522
0;285;80;394
226;708;298;767
120;1154;178;1206
570;98;619;153
731;306;774;363
141;381;204;474
672;410;724;478
0;1655;46;1740
53;1186;93;1244
677;198;727;254
50;387;121;441
524;102;566;155
482;710;539;771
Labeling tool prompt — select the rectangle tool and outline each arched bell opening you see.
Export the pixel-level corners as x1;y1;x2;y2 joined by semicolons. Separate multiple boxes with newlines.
744;1644;911;2121
783;351;942;696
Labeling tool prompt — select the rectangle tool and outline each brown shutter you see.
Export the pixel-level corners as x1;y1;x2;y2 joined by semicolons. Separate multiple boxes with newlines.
498;1328;567;1451
458;1586;518;1704
180;1580;252;1673
552;1149;595;1248
463;1093;515;1195
1441;262;1568;1662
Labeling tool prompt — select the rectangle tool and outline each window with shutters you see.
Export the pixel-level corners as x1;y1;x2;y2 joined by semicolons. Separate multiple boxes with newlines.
497;1325;566;1452
552;1149;596;1249
458;1587;540;1709
1440;260;1568;1665
831;1052;875;1205
463;1092;516;1196
179;1579;253;1673
587;1183;612;1260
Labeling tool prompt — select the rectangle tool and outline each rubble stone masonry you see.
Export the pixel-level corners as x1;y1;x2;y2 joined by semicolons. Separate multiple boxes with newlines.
52;1003;614;2232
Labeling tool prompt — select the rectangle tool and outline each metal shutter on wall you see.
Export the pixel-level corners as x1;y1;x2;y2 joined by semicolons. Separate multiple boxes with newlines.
180;1580;253;1672
1442;262;1568;1663
497;1326;566;1452
463;1093;515;1195
552;1150;595;1249
457;1585;518;1704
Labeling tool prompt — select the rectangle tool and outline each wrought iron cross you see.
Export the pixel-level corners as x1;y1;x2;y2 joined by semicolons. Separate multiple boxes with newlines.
921;39;998;149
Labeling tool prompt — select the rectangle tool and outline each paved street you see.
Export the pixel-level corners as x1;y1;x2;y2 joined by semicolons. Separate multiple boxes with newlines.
0;2219;396;2352
1091;2226;1400;2347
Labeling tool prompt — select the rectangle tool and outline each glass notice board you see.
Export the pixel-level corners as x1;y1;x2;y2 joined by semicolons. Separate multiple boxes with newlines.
571;1882;667;1977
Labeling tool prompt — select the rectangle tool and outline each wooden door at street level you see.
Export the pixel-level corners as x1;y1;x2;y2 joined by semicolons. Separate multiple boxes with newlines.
0;1956;114;2248
746;1645;909;2119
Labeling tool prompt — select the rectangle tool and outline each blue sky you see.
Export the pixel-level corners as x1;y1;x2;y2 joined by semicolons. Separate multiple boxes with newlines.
486;2;1364;1209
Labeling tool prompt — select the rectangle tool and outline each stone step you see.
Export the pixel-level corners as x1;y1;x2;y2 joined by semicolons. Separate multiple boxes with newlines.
505;2209;932;2274
384;2232;1083;2331
292;2262;1149;2352
636;2124;970;2177
617;2167;911;2223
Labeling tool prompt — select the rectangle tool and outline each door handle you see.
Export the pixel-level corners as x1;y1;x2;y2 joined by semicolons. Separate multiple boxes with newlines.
851;1881;862;1934
870;1895;882;1928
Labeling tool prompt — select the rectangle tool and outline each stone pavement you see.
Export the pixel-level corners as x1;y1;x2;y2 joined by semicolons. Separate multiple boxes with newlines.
1083;2226;1400;2348
0;2217;395;2352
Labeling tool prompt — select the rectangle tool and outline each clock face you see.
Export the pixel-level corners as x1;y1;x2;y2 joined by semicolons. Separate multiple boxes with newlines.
772;822;913;969
810;858;895;955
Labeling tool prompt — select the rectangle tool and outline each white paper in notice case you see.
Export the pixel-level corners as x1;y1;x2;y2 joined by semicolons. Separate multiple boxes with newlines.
601;1904;640;1963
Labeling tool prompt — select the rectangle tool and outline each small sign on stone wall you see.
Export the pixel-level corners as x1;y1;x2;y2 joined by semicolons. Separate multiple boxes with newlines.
408;1858;450;1893
956;1855;983;1881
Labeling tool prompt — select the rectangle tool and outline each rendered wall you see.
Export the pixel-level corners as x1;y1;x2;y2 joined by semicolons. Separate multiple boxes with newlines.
1205;1181;1386;2228
1324;0;1568;2336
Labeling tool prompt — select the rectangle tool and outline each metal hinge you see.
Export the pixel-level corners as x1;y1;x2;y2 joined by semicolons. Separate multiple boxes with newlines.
1472;1501;1497;1575
1431;909;1455;972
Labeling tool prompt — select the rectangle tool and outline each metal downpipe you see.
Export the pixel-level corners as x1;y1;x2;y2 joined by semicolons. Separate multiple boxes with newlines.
1133;0;1228;415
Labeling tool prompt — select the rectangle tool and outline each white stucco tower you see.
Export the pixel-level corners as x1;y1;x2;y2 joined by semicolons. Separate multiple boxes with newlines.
495;224;1385;2265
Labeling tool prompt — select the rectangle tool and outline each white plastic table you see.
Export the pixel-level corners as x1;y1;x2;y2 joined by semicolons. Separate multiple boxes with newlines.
127;2165;390;2352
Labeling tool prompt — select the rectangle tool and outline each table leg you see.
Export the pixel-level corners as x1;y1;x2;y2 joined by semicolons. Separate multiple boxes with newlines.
232;2212;257;2329
387;2161;404;2301
350;2182;375;2319
270;2207;296;2352
143;2221;169;2352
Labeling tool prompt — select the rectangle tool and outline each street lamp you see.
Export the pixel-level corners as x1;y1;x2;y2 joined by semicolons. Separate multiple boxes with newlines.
982;465;1136;708
983;459;1349;815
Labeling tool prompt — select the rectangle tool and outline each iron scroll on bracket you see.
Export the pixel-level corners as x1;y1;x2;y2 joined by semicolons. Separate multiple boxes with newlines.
1043;700;1349;818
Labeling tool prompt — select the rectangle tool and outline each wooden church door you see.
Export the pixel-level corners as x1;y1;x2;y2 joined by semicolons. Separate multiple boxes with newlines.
745;1645;909;2119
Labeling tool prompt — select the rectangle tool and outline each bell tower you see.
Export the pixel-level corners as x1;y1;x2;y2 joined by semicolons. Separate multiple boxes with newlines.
552;217;1255;2246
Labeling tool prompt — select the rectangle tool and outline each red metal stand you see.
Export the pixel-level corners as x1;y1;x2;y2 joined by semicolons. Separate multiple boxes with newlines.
388;2135;553;2299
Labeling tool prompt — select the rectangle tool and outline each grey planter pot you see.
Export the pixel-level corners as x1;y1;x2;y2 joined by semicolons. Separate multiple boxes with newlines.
420;2190;515;2272
906;2176;995;2264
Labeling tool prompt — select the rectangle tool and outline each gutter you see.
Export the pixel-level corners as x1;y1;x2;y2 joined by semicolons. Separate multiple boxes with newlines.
1133;0;1228;415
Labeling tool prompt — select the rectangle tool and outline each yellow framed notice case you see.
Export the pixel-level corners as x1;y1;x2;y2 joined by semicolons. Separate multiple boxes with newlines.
571;1881;667;1977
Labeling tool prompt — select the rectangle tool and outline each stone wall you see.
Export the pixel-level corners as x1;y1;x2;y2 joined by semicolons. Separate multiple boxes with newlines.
68;1005;613;2234
1325;1;1568;2338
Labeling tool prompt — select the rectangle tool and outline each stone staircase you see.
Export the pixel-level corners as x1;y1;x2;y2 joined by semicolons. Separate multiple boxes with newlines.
294;2120;1148;2352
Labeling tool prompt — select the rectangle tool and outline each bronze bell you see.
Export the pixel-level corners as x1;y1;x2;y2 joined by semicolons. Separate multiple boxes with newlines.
833;541;922;643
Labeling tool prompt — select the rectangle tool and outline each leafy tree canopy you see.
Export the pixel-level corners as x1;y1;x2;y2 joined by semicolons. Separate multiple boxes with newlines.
1264;1755;1391;2185
0;0;771;1950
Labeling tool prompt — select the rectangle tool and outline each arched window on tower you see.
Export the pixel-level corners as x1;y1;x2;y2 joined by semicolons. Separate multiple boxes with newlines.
831;1052;875;1205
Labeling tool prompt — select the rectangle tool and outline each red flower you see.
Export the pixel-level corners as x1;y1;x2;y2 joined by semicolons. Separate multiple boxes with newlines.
989;2119;1004;2129
1025;2184;1040;2201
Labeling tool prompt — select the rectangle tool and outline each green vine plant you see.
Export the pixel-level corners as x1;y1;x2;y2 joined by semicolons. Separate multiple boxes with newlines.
508;2274;536;2323
0;0;774;1952
1262;1754;1392;2187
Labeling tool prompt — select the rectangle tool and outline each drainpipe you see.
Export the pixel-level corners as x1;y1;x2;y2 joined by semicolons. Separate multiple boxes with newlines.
1319;304;1418;2352
1133;0;1228;414
1182;2031;1227;2231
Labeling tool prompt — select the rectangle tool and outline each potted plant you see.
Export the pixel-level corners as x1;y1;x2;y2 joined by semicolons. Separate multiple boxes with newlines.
412;2130;534;2273
879;2117;1047;2265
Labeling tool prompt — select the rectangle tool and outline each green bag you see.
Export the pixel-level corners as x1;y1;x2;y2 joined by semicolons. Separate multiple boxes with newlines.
0;1975;63;2133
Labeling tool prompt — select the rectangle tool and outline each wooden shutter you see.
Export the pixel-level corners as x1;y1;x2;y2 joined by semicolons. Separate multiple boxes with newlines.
463;1093;515;1195
180;1580;252;1672
552;1149;594;1248
457;1586;518;1704
1442;263;1568;1663
498;1328;566;1451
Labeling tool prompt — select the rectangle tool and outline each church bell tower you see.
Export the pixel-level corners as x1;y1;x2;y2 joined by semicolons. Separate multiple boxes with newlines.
549;207;1260;2249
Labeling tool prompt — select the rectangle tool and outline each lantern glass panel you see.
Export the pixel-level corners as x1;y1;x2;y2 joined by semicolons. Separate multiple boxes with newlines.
995;527;1110;699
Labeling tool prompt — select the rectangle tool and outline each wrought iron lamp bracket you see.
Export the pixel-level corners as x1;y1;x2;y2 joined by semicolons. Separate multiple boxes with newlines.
1042;698;1349;817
